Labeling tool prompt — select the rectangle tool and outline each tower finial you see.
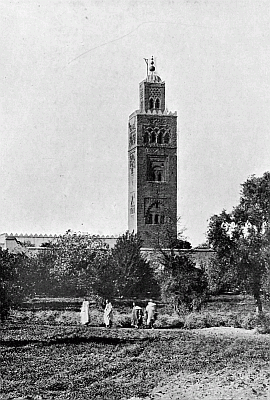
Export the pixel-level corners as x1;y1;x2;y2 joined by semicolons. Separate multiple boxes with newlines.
149;56;155;72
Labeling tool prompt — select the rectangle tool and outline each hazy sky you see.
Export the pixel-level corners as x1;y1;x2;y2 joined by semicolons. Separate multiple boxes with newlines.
1;0;270;246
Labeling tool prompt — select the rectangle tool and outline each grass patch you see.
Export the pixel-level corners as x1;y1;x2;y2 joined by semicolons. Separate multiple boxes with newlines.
2;295;270;399
1;324;270;400
7;294;270;332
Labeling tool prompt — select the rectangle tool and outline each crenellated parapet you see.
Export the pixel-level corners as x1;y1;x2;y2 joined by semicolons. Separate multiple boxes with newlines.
0;232;120;252
129;109;177;118
8;233;56;238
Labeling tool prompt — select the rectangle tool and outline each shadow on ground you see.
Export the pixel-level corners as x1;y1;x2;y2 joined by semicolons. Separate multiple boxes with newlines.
0;334;153;348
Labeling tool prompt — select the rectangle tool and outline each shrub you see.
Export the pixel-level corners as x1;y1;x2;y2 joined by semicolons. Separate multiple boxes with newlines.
256;314;270;333
226;313;243;328
113;313;132;328
184;313;212;329
160;252;208;313
55;311;79;325
89;309;103;327
182;310;270;332
9;310;34;324
183;312;243;329
240;312;270;333
154;313;184;329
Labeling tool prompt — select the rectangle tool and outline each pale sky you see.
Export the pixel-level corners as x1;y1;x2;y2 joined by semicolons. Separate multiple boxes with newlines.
1;0;270;246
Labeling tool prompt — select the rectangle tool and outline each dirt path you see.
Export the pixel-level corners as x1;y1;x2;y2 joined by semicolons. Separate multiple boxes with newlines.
147;366;270;400
195;326;270;338
128;327;270;400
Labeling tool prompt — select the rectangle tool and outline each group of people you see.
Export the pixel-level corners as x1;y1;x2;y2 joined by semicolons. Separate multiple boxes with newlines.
80;298;113;328
80;298;157;329
131;300;157;329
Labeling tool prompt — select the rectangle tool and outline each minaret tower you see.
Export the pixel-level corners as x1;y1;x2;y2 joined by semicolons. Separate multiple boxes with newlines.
128;57;177;248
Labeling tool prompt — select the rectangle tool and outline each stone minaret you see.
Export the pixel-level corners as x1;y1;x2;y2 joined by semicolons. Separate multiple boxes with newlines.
128;57;177;248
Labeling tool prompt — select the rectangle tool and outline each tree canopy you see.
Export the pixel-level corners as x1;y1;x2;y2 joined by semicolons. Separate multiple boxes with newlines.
207;172;270;312
160;249;208;313
0;230;161;317
40;230;111;297
0;248;33;320
111;232;159;299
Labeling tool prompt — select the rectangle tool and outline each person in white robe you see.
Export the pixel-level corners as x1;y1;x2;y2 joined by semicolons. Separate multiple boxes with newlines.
80;298;90;325
145;300;157;328
104;299;113;328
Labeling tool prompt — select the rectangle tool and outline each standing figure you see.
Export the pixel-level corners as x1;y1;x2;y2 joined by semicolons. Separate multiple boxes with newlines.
104;299;113;328
145;299;157;329
80;298;90;325
131;302;143;328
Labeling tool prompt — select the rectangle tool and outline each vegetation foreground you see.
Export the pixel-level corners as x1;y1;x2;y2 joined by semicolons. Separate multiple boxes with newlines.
1;319;270;400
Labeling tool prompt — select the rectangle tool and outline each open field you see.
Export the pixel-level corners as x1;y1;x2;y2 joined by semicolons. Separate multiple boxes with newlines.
9;294;270;330
1;295;270;399
1;323;270;400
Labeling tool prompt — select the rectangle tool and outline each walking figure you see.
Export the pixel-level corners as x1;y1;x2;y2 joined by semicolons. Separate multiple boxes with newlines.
131;302;143;328
145;299;157;329
104;299;113;328
80;298;90;325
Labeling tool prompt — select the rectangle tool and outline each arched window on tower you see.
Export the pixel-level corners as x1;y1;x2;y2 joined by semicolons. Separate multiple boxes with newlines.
151;131;156;143
157;132;162;144
145;200;166;225
145;213;153;224
144;132;149;144
149;98;154;110
153;166;164;182
163;131;170;144
155;98;160;109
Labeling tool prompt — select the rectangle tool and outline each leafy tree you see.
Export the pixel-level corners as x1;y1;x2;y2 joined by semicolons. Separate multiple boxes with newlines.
171;238;192;250
233;172;270;311
32;231;161;300
207;172;270;312
0;248;16;320
153;220;208;311
90;251;116;300
111;232;159;298
30;249;58;296
0;248;34;320
206;210;239;294
160;250;208;312
38;231;113;297
234;172;270;230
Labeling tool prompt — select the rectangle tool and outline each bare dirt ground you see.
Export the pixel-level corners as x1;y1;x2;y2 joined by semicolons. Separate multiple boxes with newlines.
129;327;270;400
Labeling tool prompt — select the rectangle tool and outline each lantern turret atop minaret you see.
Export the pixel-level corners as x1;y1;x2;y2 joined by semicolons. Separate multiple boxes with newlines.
140;56;165;113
